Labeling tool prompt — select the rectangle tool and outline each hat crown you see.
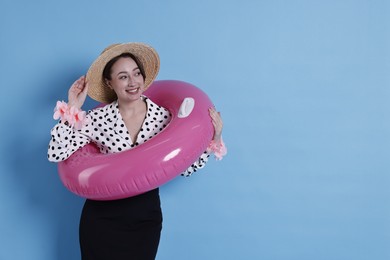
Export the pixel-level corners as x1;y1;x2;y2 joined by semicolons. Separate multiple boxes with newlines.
101;43;121;54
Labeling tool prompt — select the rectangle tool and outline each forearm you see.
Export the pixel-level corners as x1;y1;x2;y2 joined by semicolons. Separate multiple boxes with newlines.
47;121;91;162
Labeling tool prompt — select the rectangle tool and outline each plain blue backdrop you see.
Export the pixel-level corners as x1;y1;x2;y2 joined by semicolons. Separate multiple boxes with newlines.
1;0;389;259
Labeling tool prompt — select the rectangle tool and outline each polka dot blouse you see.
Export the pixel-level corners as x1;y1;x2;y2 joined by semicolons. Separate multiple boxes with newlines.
48;96;210;177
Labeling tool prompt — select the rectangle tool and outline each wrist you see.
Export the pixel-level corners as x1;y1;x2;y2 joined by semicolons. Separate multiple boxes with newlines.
213;134;222;142
68;102;80;110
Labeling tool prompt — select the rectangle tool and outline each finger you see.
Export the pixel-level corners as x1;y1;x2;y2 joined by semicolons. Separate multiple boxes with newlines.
211;110;222;121
76;77;84;89
71;80;80;90
83;81;89;92
209;107;218;116
81;81;89;95
74;76;86;91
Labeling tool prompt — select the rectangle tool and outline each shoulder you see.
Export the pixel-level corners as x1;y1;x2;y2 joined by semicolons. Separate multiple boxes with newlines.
87;101;118;117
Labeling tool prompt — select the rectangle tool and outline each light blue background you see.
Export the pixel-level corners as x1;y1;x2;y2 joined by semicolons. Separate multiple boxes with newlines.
1;0;389;259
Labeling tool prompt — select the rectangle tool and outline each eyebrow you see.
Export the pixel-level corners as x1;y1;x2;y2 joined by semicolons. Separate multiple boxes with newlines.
116;67;140;76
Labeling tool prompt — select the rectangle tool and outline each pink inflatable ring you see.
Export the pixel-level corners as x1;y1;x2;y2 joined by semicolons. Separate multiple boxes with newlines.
58;80;214;200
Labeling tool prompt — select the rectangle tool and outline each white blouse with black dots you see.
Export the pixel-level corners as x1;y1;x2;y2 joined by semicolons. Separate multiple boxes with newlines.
48;96;210;177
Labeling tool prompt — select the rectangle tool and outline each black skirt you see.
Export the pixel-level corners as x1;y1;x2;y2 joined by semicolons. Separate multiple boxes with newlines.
79;188;162;260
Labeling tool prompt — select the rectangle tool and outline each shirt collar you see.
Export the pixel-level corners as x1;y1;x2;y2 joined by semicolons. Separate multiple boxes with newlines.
112;96;153;145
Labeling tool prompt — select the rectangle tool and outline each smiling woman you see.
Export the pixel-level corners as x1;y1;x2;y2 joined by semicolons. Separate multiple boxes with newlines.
47;42;226;260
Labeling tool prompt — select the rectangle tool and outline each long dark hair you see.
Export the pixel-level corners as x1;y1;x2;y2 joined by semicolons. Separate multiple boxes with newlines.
102;53;146;81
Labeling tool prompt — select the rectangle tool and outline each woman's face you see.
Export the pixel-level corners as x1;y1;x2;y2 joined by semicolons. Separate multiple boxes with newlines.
106;57;145;102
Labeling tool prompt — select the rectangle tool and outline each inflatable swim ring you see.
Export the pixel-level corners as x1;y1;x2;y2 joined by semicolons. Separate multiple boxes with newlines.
58;80;214;200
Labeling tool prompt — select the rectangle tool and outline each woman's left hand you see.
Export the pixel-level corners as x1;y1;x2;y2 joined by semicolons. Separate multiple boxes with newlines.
209;107;223;142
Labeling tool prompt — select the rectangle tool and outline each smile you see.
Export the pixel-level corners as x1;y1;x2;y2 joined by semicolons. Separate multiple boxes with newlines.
126;88;140;93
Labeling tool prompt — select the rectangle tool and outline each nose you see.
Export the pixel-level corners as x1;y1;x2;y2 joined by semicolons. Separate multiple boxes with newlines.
127;75;135;86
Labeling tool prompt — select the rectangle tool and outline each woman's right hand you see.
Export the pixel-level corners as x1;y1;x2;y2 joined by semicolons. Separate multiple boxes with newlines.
68;76;88;109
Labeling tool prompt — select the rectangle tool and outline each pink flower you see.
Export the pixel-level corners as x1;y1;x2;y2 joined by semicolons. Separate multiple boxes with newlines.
67;106;87;130
53;101;88;130
73;109;87;130
53;101;69;120
207;138;227;160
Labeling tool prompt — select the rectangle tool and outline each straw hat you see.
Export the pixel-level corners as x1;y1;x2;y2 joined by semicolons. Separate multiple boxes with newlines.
86;42;160;103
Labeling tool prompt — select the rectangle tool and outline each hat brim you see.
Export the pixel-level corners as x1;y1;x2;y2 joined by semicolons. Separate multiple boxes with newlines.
86;42;160;104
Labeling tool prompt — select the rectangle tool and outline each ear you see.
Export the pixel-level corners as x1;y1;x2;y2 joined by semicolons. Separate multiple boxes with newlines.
105;79;113;89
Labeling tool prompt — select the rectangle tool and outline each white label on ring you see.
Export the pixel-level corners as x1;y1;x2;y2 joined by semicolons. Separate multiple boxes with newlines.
178;97;195;118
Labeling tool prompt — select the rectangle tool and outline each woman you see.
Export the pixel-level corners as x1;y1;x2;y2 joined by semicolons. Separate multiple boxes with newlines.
48;42;226;260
